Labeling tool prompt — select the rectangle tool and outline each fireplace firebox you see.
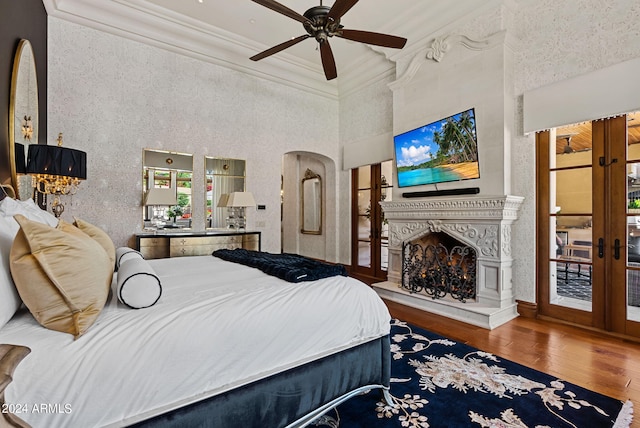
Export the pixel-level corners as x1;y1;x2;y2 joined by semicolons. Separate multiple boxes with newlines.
402;232;477;302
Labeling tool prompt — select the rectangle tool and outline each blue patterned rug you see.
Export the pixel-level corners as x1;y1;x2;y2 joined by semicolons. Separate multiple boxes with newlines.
314;319;633;428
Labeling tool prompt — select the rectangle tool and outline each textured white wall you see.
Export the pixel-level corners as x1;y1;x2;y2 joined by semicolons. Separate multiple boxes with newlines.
47;17;339;253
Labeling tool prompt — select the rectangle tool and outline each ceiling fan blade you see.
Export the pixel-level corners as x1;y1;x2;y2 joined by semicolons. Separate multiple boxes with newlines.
250;35;310;61
338;29;407;49
251;0;309;24
327;0;359;21
319;40;337;81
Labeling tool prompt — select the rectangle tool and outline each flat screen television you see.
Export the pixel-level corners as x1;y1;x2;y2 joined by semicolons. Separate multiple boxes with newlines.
393;108;480;188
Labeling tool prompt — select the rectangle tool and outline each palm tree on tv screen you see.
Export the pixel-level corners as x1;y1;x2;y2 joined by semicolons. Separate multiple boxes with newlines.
437;112;477;164
457;110;478;161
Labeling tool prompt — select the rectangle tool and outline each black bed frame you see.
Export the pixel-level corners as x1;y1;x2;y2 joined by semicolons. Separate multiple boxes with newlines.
129;335;391;428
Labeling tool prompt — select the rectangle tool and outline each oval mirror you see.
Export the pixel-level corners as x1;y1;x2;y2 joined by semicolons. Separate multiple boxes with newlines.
8;39;38;200
301;169;322;235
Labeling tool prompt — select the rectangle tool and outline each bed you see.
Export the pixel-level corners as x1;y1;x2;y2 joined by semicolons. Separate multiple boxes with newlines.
0;190;392;427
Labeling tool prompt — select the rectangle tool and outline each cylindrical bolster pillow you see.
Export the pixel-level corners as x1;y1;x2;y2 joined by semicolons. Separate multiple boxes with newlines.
117;258;162;309
115;247;145;271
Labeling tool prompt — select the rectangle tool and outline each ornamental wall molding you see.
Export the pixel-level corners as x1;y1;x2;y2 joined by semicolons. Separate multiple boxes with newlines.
389;220;500;258
381;195;524;222
501;224;512;257
389;30;507;91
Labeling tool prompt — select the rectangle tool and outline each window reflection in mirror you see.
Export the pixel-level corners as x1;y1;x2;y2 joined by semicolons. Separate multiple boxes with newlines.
142;149;193;230
205;157;245;229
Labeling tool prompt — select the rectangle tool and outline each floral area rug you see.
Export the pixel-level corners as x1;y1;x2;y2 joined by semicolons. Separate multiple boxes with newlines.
314;319;633;428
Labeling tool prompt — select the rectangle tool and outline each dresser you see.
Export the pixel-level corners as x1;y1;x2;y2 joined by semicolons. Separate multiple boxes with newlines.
135;230;261;259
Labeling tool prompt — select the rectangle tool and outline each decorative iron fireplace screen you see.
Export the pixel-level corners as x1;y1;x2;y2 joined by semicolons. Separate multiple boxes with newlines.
401;238;477;302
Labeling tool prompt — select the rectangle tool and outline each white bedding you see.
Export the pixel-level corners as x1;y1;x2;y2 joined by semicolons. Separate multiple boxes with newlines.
0;255;390;427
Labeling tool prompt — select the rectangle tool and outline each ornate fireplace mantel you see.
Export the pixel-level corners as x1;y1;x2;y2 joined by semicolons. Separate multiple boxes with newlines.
375;195;524;329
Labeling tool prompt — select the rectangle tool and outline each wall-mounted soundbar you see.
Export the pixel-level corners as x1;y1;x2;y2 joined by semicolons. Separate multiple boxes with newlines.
402;187;480;198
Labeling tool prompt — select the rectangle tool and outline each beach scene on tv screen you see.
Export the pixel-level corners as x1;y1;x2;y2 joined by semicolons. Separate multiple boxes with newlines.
394;108;480;188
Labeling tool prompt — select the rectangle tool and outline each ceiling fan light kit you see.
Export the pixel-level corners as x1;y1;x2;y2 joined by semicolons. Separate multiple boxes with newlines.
250;0;407;80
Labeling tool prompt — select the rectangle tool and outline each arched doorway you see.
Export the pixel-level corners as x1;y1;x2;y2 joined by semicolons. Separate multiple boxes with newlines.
281;151;339;262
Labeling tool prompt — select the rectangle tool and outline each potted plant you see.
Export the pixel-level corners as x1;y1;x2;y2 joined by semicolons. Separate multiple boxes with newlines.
168;193;189;225
167;205;184;225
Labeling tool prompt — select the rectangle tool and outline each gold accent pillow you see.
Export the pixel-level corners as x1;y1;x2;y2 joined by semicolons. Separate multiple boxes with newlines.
10;215;112;338
73;217;116;270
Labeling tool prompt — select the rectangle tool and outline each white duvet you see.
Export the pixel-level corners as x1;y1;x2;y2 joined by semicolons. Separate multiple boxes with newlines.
0;255;390;427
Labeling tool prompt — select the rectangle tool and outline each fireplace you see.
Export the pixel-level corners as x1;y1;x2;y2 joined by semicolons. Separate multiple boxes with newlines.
402;232;477;302
373;195;524;329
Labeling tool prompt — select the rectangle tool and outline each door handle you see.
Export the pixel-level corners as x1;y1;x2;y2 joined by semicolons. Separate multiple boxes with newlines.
598;156;619;167
614;238;621;260
598;238;604;258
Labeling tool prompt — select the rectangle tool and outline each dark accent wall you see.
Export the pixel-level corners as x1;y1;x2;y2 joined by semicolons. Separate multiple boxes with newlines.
0;0;48;187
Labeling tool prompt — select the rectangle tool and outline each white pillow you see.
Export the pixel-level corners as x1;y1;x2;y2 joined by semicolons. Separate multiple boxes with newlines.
0;216;22;329
17;198;59;226
115;247;145;271
0;197;58;227
0;197;58;329
117;258;162;309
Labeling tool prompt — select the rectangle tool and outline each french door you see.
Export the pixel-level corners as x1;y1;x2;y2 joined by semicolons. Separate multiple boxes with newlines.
537;112;640;337
351;161;393;284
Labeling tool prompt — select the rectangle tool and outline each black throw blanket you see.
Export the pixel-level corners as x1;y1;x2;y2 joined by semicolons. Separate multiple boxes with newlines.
212;248;347;283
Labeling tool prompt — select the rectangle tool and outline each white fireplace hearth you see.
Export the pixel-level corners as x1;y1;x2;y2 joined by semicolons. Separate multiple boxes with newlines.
374;195;524;329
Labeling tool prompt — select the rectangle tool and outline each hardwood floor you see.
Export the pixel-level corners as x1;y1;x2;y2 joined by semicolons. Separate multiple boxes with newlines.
384;299;640;426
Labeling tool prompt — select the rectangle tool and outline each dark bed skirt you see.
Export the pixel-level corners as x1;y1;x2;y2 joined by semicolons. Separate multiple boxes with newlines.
129;335;391;428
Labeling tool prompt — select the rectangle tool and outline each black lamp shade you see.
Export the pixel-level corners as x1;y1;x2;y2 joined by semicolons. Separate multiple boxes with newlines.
14;143;26;174
26;144;87;179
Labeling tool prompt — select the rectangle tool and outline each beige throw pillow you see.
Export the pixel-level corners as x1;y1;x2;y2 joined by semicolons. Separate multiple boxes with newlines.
10;215;112;338
73;218;116;270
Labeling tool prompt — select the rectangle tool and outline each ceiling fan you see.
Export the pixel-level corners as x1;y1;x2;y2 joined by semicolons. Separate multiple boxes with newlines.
560;135;574;154
249;0;408;80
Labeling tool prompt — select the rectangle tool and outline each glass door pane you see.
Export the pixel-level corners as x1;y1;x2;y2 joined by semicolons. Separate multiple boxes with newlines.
380;161;393;272
357;166;372;268
627;112;640;322
550;122;593;312
541;114;640;337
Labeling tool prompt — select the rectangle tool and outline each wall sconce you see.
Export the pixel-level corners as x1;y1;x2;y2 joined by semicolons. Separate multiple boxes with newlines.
26;133;87;217
21;115;33;142
219;192;255;229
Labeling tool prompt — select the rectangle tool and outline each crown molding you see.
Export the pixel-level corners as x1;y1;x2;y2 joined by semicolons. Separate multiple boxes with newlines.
43;0;340;99
42;0;517;100
336;50;396;99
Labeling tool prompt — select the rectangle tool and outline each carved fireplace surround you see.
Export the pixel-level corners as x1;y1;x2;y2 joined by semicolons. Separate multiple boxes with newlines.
374;195;524;329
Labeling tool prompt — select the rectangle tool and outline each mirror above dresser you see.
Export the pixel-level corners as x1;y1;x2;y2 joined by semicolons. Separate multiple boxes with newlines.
205;157;246;229
142;148;193;230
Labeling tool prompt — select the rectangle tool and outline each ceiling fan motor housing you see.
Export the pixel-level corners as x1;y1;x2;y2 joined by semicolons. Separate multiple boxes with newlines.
303;6;341;42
